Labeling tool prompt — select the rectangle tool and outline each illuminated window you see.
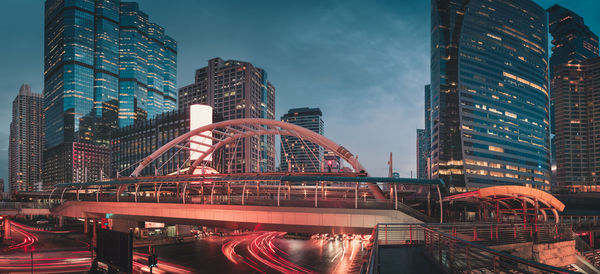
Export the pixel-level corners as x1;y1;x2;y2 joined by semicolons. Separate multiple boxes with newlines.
489;146;504;153
490;171;504;177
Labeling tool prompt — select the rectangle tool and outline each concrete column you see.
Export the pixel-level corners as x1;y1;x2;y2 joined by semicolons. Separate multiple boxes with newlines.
92;219;98;247
58;216;64;228
84;217;89;234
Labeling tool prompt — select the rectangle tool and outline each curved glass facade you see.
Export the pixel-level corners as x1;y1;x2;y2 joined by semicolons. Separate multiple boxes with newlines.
431;0;550;191
44;0;178;149
44;0;177;184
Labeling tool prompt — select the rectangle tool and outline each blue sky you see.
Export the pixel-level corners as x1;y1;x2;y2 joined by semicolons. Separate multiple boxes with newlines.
0;0;599;187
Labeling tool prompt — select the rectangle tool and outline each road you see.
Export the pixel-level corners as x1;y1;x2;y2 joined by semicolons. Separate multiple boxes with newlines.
1;221;367;273
0;221;91;273
143;232;367;273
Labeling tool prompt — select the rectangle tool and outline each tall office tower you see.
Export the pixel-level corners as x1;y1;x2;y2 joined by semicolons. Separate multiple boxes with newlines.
548;5;599;77
44;0;176;185
280;108;324;173
119;2;177;127
548;5;599;189
553;57;600;189
430;0;550;191
9;84;44;193
416;129;429;179
423;84;432;178
179;58;276;173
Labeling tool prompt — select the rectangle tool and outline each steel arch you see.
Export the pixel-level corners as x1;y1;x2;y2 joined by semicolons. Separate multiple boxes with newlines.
131;118;385;200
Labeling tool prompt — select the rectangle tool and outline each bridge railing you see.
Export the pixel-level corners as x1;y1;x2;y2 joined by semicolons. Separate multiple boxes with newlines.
557;215;600;228
40;181;438;222
366;223;576;274
0;202;52;209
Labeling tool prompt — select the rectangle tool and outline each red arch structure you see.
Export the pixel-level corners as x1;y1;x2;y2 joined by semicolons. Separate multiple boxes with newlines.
130;118;386;200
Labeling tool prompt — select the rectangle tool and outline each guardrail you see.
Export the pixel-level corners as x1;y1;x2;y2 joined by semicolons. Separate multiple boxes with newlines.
24;182;440;222
0;202;53;209
366;223;577;274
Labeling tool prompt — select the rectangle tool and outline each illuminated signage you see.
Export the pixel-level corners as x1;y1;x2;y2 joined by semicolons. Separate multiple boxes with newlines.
190;104;213;161
145;222;165;229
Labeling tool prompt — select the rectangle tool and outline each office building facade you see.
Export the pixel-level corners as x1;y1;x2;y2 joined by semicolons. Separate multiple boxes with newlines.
9;84;44;193
552;58;600;189
43;0;176;185
280;108;324;173
111;109;190;177
418;84;432;179
416;129;428;179
179;58;276;173
431;0;550;191
548;5;599;189
548;5;599;77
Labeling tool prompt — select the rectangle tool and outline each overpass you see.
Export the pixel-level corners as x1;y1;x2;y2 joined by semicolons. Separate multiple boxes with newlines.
20;118;449;233
0;202;50;216
52;201;422;234
43;175;445;234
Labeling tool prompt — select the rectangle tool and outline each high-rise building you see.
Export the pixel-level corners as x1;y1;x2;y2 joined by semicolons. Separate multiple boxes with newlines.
424;84;431;144
430;0;550;191
548;5;599;189
416;129;428;179
111;109;190;177
552;57;600;189
119;2;177;127
548;5;599;78
418;84;432;179
111;106;222;177
43;0;176;185
9;84;44;193
280;108;324;173
179;58;276;173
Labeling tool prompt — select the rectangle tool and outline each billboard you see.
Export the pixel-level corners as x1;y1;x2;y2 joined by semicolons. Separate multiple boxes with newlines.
96;228;133;273
145;222;165;229
190;104;213;161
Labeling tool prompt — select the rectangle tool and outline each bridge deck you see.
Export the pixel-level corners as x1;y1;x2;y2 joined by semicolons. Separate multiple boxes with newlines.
53;201;422;234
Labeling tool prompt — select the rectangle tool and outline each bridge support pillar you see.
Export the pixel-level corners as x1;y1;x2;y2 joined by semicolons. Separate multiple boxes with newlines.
4;218;10;240
92;219;97;247
84;217;89;234
57;216;64;228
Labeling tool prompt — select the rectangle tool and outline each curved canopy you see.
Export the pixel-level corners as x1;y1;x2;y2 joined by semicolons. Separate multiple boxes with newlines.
444;185;565;223
478;185;564;212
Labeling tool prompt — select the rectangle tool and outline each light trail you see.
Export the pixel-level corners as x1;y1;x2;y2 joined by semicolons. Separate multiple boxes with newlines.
246;232;318;274
221;239;243;264
132;251;193;273
8;224;38;250
0;250;91;273
11;221;77;234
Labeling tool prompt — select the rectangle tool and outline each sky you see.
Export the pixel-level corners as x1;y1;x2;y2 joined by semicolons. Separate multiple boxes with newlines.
1;0;600;187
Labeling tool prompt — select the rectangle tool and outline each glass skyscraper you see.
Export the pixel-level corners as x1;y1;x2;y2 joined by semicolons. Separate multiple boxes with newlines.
118;2;177;127
416;129;429;179
280;108;324;173
44;0;176;185
431;0;550;191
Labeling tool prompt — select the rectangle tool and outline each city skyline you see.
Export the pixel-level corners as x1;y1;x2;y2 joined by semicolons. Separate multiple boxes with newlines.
1;0;600;185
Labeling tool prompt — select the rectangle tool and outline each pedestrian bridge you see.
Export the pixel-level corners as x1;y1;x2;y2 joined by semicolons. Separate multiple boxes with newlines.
52;201;422;234
0;202;50;216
